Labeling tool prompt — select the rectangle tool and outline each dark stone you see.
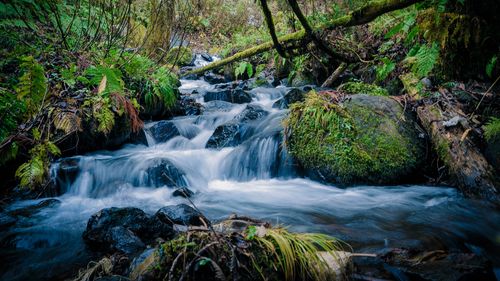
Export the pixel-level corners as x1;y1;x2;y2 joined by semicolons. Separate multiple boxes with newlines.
204;89;252;104
173;187;194;198
378;248;496;281
94;276;130;281
206;104;268;149
9;199;61;217
203;72;226;84
129;129;148;146
55;157;80;187
82;207;175;254
155;204;208;226
106;226;145;255
272;88;306;109
202;100;236;113
234;104;268;123
201;53;213;62
148;121;181;143
178;97;202;116
206;123;242;148
180;73;199;80
146;159;188;188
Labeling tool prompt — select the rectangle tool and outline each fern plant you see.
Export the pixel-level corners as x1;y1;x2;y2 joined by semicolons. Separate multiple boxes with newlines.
404;42;440;78
15;56;47;116
145;66;178;109
484;117;500;142
235;61;254;79
16;139;61;189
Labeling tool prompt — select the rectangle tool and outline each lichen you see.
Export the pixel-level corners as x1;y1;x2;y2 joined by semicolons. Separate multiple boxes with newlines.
166;46;193;66
284;91;421;184
338;82;389;96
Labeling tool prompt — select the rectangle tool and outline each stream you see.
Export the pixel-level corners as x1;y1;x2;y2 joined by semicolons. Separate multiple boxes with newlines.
1;68;499;280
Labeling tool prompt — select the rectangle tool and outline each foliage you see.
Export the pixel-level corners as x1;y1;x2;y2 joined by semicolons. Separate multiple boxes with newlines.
284;91;419;184
146;66;179;110
85;66;125;95
247;226;348;281
486;55;497;78
0;88;25;140
15;56;47;115
404;43;440;78
339;82;389;96
16;139;61;189
484;117;500;142
375;57;396;82
165;46;193;66
235;61;254;79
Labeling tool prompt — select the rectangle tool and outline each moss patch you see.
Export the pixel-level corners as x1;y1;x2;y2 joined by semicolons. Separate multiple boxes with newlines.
338;82;389;96
166;46;193;66
284;91;423;184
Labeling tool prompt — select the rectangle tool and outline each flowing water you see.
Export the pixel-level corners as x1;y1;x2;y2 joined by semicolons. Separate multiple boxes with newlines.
1;73;499;280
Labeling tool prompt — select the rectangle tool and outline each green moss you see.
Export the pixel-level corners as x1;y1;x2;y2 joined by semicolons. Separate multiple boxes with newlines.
166;46;193;66
285;91;420;184
484;117;500;142
338;82;389;96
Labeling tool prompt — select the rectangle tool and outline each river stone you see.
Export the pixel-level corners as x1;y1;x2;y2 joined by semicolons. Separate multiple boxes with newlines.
8;199;61;217
155;204;208;226
148;121;181;143
272;88;307;109
286;93;425;184
203;72;226;84
107;226;145;255
204;89;252;104
147;159;188;188
202;100;236;113
172;187;194;198
0;213;16;228
206;104;268;149
83;207;174;254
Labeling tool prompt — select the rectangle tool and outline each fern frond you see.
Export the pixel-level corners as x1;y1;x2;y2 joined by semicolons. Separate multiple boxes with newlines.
404;43;440;78
52;109;82;134
15;56;47;115
16;155;45;188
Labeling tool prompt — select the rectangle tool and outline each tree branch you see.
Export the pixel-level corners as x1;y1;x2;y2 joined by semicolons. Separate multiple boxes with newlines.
185;0;421;76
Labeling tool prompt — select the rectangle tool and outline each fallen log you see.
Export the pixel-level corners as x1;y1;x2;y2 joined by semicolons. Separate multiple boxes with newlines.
185;0;422;75
417;101;499;202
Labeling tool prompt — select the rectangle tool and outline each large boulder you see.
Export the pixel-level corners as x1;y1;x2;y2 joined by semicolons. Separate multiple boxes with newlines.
147;121;181;143
285;92;425;184
146;159;188;188
272;88;307;109
83;207;174;254
204;89;252;104
155;204;208;226
206;104;268;149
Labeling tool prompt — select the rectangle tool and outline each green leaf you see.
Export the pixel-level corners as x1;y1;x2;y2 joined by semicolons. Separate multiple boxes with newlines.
246;225;257;240
198;258;210;266
486;55;497;78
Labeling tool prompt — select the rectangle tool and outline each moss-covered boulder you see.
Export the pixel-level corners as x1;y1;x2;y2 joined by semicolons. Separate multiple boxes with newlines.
166;46;193;66
338;82;389;96
284;91;425;184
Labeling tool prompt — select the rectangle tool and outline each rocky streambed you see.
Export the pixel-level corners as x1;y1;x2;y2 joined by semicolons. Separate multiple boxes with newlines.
0;59;499;280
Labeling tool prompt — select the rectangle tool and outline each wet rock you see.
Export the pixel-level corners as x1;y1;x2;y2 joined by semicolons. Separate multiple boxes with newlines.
272;88;307;109
83;207;175;254
206;123;242;148
148;121;181;143
286;93;426;184
107;226;145;255
9;199;61;217
156;204;208;226
173;187;194;198
129;248;159;280
204;89;252;104
201;53;213;62
178;97;202;116
235;104;269;123
54;157;80;190
129;129;148;146
95;276;130;281
206;105;268;149
147;159;188;188
203;72;226;84
379;248;496;281
202;100;236;113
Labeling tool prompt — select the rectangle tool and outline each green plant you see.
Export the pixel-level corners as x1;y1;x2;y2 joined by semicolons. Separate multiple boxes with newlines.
339;82;389;96
235;61;254;79
16;137;61;189
486;55;498;78
484;117;500;142
15;56;47;115
145;66;179;109
246;226;348;281
375;57;396;82
85;65;124;95
404;42;440;78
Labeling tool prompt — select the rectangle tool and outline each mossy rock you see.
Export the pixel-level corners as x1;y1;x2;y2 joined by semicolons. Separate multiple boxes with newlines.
338;82;389;96
284;92;425;184
166;46;193;66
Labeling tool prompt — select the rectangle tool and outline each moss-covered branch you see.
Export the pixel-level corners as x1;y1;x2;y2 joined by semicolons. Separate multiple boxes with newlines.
185;0;422;75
